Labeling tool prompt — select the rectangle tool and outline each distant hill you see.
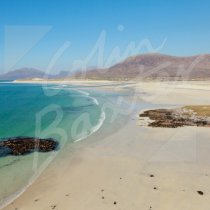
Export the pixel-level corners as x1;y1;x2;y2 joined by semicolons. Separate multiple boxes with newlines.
74;53;210;80
0;68;69;80
2;54;210;81
52;71;70;79
0;68;49;80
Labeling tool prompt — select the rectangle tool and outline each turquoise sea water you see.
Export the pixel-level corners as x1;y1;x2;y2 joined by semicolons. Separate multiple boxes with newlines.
0;82;106;207
0;83;103;140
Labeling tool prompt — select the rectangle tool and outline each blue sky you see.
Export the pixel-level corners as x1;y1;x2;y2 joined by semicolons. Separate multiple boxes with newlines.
0;0;210;73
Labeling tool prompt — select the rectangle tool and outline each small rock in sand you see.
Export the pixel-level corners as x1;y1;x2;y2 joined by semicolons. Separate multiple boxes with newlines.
197;191;204;195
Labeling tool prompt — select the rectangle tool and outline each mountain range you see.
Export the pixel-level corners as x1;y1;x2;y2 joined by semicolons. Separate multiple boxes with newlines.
0;68;69;80
1;53;210;80
74;53;210;80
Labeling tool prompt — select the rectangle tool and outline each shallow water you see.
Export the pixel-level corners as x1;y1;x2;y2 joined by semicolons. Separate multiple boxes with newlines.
0;82;104;205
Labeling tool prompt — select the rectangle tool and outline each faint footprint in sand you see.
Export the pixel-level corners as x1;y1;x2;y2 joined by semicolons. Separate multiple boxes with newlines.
51;205;57;209
11;202;18;210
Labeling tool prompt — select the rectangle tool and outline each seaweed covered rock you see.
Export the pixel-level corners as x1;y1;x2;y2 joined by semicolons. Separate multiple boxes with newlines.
0;137;58;157
139;108;210;128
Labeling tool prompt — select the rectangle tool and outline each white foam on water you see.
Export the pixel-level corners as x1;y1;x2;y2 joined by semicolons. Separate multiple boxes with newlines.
63;86;106;142
71;88;90;96
74;110;106;142
87;96;99;105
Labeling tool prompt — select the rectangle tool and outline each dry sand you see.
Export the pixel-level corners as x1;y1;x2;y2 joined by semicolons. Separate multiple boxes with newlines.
3;80;210;210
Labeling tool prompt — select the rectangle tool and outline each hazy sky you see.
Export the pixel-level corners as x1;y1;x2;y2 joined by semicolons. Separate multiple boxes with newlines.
0;0;210;73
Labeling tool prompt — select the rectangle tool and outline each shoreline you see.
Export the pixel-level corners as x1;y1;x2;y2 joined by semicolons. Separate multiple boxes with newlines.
0;82;108;209
2;80;210;210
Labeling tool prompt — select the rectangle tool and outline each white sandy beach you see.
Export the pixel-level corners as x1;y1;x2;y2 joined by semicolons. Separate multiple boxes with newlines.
3;81;210;210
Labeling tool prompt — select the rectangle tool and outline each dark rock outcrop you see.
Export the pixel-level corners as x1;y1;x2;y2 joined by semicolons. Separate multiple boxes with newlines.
139;108;210;128
0;137;58;157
